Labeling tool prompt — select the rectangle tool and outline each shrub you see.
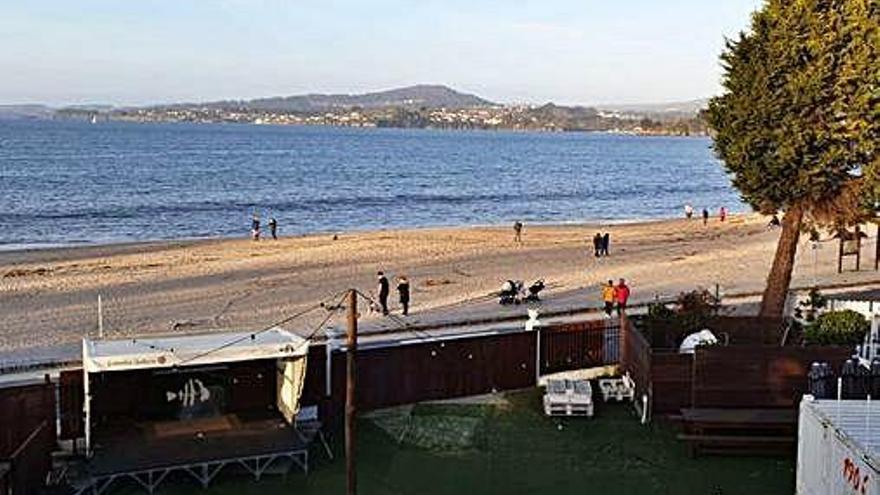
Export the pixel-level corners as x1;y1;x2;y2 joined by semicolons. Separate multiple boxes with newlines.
641;289;721;336
804;310;869;347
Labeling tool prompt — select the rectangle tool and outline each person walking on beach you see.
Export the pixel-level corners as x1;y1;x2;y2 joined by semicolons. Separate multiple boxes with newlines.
513;221;523;245
397;276;411;316
251;213;261;241
701;208;709;226
377;271;390;316
268;217;278;240
684;204;694;220
719;206;727;222
615;278;630;315
601;232;610;256
602;280;616;317
592;232;602;257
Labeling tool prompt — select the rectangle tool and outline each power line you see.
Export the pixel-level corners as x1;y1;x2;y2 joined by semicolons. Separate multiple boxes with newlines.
176;289;350;366
353;289;435;342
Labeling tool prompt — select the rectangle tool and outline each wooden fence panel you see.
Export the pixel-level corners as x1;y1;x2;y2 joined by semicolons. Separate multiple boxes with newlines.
540;320;610;373
2;420;54;495
620;317;652;405
353;331;537;411
650;352;692;414
643;316;786;349
59;370;84;440
692;346;852;408
0;381;54;457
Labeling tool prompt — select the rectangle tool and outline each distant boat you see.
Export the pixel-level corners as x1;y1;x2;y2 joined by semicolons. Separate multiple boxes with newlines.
90;115;98;124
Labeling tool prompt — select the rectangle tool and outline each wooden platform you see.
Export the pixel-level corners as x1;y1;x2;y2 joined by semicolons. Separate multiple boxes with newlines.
151;414;241;438
76;414;317;494
678;408;796;457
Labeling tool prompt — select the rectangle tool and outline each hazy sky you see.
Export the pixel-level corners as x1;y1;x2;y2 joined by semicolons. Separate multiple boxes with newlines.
1;0;763;106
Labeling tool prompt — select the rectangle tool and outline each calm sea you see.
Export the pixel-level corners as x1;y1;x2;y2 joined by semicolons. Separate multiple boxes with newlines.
0;120;745;249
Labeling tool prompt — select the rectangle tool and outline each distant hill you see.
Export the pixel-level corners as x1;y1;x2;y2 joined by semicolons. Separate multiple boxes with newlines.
0;104;55;120
186;84;496;113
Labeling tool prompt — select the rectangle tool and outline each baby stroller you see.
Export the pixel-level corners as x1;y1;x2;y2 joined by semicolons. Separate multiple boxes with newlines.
524;279;545;303
499;280;524;305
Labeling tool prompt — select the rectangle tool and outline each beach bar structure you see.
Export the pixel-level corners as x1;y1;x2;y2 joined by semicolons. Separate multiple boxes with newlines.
78;328;313;494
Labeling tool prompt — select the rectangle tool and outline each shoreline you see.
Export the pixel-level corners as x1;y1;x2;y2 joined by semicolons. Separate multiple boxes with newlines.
0;213;741;261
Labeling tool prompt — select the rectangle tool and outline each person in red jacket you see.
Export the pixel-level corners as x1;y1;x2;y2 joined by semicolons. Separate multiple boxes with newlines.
615;278;631;315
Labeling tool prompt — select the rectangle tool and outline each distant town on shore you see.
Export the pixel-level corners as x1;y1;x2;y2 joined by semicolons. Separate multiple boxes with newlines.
2;84;710;136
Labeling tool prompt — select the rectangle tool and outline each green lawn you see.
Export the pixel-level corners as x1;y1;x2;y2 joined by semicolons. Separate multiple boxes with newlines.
111;390;794;495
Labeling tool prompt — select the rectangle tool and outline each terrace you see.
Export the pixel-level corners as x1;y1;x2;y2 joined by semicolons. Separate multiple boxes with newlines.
0;312;856;493
97;390;794;494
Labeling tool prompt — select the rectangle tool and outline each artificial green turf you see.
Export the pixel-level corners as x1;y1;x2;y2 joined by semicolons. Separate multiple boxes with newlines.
109;389;794;494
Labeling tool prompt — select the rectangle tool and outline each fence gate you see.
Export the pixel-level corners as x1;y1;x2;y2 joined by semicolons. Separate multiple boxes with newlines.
540;320;619;374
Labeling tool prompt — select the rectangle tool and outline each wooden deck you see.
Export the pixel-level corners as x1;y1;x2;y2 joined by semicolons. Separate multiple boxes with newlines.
77;414;316;494
678;408;796;457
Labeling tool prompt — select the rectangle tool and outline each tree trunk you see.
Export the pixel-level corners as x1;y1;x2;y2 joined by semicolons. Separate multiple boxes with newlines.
759;206;804;317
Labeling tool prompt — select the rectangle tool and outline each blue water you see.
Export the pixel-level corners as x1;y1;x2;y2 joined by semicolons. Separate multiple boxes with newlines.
0;120;745;248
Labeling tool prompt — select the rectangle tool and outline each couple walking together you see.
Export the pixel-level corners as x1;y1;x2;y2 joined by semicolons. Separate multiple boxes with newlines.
377;271;411;316
602;279;630;316
592;232;610;257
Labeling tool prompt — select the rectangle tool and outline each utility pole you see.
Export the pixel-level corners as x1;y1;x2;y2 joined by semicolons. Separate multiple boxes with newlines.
346;289;358;495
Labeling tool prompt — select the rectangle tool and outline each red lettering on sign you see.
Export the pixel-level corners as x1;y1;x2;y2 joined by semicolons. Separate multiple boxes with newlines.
842;457;870;494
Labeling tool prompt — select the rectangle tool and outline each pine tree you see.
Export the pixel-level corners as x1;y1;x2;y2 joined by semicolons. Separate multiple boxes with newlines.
707;0;879;317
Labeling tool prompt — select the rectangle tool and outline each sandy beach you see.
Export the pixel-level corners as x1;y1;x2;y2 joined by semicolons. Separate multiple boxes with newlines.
1;214;878;354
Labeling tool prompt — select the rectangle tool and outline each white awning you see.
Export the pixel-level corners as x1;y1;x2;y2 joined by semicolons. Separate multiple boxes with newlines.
82;327;308;373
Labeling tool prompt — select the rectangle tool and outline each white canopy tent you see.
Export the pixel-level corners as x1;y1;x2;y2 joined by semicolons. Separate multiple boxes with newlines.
81;328;309;455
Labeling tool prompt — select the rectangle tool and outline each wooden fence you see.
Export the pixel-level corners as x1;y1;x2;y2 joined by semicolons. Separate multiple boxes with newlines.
619;316;854;415
540;320;615;374
620;315;652;405
44;319;616;437
0;380;56;495
651;352;692;414
692;345;853;409
0;420;54;495
642;316;787;349
303;320;615;421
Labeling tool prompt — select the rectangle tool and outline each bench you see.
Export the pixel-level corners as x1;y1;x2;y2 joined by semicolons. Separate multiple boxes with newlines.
543;379;594;417
677;434;795;457
597;373;635;403
678;408;796;457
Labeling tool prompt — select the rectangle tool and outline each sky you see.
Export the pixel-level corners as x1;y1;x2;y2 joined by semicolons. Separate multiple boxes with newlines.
0;0;764;107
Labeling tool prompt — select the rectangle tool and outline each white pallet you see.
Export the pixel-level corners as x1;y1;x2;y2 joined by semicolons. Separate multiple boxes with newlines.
543;379;594;417
597;373;635;403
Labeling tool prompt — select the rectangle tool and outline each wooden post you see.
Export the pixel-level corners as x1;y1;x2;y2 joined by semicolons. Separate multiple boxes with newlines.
856;225;862;271
875;223;879;271
345;289;358;495
97;294;103;339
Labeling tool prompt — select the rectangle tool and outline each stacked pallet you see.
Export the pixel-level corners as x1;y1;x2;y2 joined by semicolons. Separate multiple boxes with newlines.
543;379;594;417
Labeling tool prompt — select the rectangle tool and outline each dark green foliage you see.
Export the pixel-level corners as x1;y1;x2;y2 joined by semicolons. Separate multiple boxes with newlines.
793;287;828;323
706;0;879;316
643;289;721;335
804;309;870;346
707;0;879;216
